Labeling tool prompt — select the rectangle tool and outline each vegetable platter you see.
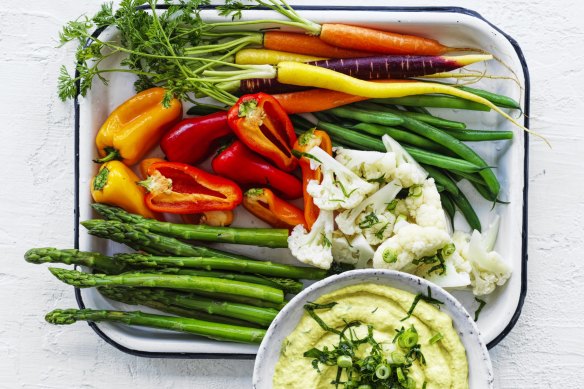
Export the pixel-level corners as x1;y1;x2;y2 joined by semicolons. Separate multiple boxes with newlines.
52;3;531;358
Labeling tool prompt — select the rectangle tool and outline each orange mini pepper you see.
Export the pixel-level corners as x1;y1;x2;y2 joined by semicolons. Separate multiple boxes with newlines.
90;161;156;219
243;188;305;229
292;129;333;230
227;93;297;172
95;87;182;166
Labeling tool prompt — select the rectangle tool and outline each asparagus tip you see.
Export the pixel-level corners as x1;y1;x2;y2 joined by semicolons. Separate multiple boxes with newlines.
45;309;78;325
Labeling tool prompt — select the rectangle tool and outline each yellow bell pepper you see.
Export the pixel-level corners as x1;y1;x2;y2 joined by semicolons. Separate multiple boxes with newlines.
95;87;182;166
91;161;156;219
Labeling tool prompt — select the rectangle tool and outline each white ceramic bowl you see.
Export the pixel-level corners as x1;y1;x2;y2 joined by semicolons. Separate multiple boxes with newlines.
253;269;493;388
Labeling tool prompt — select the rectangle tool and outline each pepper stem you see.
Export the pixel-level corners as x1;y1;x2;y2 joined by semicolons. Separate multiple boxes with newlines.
93;147;121;164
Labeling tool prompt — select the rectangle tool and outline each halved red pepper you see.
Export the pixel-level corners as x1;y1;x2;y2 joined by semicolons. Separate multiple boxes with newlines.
293;129;333;230
243;188;305;229
139;161;242;214
227;93;297;172
212;140;302;199
160;111;233;165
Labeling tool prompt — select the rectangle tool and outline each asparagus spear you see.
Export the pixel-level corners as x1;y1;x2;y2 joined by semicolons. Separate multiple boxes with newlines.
194;290;287;310
100;287;278;327
98;287;261;328
45;309;266;344
49;268;284;303
133;267;304;294
81;219;260;261
92;203;289;248
113;253;326;280
24;248;128;274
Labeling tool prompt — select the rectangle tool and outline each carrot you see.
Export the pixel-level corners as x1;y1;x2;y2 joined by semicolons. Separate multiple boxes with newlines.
318;23;457;55
263;31;373;58
235;48;327;65
273;89;369;114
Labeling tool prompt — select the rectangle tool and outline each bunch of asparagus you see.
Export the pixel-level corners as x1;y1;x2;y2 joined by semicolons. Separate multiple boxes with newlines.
26;204;329;344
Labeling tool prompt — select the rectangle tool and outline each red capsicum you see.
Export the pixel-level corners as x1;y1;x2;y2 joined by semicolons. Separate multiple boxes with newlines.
160;112;233;165
227;93;298;172
212;140;303;199
139;161;242;214
292;129;333;230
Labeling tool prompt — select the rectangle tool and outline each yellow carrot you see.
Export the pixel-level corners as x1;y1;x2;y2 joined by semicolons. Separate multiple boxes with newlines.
235;48;327;65
276;61;546;145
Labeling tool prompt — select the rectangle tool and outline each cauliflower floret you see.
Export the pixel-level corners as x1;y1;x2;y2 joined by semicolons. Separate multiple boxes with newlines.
288;209;334;269
372;220;451;271
336;181;402;243
405;178;448;231
382;134;427;188
423;249;472;289
331;232;375;269
335;148;397;186
306;146;377;211
451;217;512;296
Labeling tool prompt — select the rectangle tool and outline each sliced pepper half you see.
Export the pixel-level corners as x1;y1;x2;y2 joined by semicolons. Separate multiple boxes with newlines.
243;188;305;229
227;92;297;172
140;162;242;214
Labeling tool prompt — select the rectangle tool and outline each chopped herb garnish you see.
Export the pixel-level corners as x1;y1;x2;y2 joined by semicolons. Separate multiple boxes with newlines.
374;222;390;240
474;298;487;321
319;233;332;248
367;174;386;184
334;179;358;198
303;304;426;388
386;199;398;211
358;212;380;229
291;149;322;163
401;286;443;321
429;332;443;344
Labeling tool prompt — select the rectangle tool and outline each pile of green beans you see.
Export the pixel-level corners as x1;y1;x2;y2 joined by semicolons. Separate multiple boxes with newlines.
305;90;518;231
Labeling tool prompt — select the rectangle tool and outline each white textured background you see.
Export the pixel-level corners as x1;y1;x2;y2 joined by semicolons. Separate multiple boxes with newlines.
1;1;582;388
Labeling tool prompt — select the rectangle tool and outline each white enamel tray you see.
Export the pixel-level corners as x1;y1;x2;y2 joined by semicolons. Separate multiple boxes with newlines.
74;5;528;358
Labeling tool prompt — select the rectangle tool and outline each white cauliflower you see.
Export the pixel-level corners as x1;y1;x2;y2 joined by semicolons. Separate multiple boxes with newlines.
382;134;427;188
288;209;334;270
405;178;448;231
331;232;375;269
335;180;402;245
334;148;396;187
423;245;472;289
372;219;451;271
452;217;512;296
306;146;377;211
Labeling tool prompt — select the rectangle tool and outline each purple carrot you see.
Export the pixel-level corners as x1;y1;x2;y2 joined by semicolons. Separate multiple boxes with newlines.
239;54;491;93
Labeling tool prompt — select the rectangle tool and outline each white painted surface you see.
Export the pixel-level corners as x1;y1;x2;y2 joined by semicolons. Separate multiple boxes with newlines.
0;0;582;388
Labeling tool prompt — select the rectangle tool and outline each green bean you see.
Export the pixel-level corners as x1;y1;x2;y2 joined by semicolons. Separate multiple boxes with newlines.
451;190;482;232
440;192;456;224
355;102;466;130
352;123;449;154
442;128;514;141
457;85;520;109
449;171;489;186
367;109;501;196
371;96;490;112
317;121;484;173
405;105;431;115
290;115;315;133
421;164;460;195
325;106;404;126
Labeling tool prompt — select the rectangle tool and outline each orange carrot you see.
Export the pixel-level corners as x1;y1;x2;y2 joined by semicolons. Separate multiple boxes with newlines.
273;89;369;114
263;31;373;59
319;23;455;55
